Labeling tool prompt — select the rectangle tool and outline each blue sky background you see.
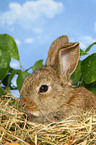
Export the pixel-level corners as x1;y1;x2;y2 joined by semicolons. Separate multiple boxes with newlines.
0;0;96;97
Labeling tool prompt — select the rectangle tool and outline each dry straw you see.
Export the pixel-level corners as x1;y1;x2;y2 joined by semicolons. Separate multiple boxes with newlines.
0;89;96;145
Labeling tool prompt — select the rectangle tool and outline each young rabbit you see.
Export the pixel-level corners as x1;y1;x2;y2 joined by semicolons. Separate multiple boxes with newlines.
20;35;96;124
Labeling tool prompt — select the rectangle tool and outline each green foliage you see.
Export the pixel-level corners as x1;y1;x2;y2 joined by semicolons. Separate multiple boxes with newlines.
81;53;96;84
32;59;43;72
71;61;82;84
0;34;19;80
0;33;43;94
17;70;30;91
0;34;19;60
71;42;96;95
0;33;96;96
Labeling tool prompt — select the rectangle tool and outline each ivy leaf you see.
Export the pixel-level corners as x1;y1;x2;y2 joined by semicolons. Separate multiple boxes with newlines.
0;34;19;60
16;71;30;91
81;53;96;84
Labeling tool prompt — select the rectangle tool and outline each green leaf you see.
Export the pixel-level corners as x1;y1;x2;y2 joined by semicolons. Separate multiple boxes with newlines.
71;61;82;84
0;34;19;60
0;66;10;80
17;71;30;91
88;87;96;96
81;53;96;84
80;49;88;56
0;34;20;81
84;81;96;96
0;48;11;69
0;46;11;80
85;42;96;53
33;59;43;72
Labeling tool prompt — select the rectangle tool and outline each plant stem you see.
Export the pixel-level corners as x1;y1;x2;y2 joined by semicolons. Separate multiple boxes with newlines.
19;61;25;71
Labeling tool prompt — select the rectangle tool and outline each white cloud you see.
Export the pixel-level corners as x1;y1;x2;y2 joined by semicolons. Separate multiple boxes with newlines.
25;38;34;44
78;36;96;49
0;0;64;31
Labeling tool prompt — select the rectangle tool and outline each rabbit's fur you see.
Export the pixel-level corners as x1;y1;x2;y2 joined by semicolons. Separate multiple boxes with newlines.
20;35;96;124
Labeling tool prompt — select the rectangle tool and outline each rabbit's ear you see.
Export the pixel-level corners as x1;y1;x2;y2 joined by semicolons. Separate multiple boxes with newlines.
58;42;80;75
46;35;80;76
46;35;69;66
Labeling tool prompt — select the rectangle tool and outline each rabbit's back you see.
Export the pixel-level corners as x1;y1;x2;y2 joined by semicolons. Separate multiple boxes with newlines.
45;87;96;123
53;86;96;122
73;87;96;111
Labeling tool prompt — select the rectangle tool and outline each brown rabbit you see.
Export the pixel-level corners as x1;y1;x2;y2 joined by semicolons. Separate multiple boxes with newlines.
20;35;96;124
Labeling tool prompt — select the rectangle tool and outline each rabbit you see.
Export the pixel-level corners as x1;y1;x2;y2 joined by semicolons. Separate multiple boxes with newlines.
20;35;96;124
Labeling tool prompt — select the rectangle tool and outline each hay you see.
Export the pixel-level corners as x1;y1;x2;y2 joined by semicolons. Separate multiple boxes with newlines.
0;90;96;145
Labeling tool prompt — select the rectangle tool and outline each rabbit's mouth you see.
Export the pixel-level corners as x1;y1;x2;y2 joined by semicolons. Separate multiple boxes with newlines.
29;110;41;117
20;97;42;117
22;103;41;117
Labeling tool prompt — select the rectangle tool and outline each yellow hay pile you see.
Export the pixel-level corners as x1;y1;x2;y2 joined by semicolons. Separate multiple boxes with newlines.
0;91;96;145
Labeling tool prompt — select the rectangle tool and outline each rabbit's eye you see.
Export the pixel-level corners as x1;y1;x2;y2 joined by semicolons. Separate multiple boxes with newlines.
39;85;48;93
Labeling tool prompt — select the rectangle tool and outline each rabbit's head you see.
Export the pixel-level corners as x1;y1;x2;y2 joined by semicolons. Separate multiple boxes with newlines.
20;35;80;122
